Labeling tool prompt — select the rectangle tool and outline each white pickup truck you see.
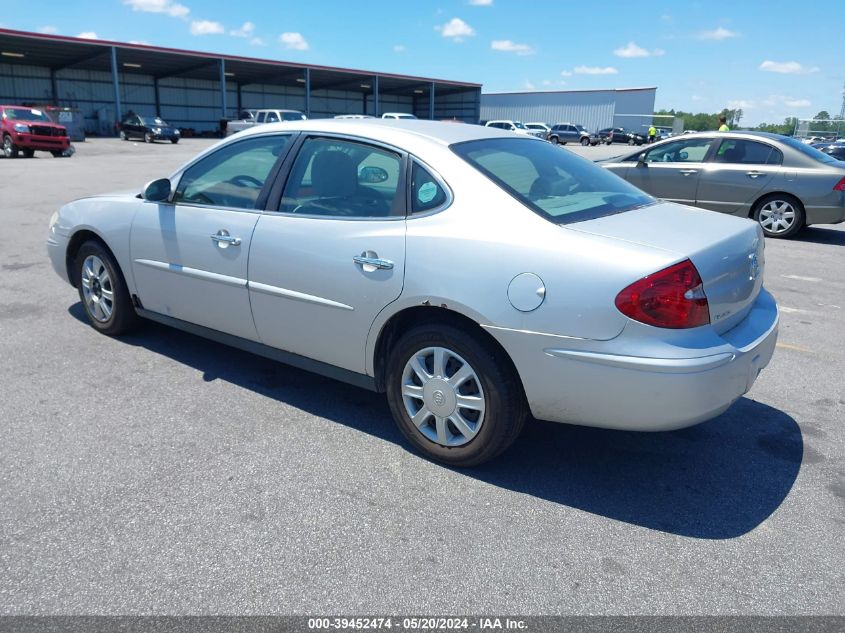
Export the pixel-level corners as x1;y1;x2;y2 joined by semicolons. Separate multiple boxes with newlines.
225;108;307;136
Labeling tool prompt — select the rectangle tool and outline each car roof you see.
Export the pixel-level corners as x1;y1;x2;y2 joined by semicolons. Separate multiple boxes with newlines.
235;118;528;147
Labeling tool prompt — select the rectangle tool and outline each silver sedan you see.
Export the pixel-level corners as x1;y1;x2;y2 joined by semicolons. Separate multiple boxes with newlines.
601;131;845;238
47;120;778;466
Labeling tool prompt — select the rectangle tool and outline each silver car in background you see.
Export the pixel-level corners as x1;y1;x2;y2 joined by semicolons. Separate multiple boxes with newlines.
47;121;778;466
601;131;845;238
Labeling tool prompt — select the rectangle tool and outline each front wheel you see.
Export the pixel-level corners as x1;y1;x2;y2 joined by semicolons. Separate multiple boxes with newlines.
75;240;139;335
144;132;152;143
581;137;590;146
51;150;64;157
3;135;19;158
170;138;179;144
386;324;527;467
119;130;128;141
753;194;805;238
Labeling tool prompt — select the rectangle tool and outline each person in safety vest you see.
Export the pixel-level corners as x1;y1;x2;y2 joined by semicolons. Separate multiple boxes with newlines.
718;115;730;132
648;125;657;143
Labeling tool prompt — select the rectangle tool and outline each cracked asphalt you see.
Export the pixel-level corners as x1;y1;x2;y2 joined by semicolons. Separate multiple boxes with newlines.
0;138;843;615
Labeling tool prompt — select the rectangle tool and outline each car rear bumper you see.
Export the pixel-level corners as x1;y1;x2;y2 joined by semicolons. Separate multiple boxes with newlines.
12;132;70;151
486;288;779;431
804;201;845;226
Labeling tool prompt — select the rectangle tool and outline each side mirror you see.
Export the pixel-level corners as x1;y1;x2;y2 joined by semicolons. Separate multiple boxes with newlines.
359;166;389;184
143;178;172;202
636;152;647;166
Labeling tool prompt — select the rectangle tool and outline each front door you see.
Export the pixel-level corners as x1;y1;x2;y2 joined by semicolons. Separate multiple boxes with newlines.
248;136;407;373
624;136;715;205
130;133;293;341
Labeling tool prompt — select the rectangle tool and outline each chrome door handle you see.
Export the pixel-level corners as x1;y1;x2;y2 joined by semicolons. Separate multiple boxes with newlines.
746;171;764;178
211;230;241;247
679;169;698;175
353;254;394;270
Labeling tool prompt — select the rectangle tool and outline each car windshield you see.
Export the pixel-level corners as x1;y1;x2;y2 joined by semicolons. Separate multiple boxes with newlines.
575;125;587;132
513;121;528;130
452;137;655;224
779;135;838;163
4;107;51;122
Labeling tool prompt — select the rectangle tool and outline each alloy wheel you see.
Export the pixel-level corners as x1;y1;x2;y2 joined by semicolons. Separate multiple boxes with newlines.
80;255;114;322
758;199;797;235
400;346;486;447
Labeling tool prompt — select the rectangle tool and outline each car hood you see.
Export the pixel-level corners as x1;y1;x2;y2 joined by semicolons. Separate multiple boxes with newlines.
569;201;765;334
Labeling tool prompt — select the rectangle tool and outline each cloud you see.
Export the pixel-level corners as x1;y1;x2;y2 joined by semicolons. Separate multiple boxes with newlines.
560;70;572;77
491;39;535;56
573;65;618;75
542;79;552;86
784;98;811;108
762;95;813;109
759;60;819;74
38;26;59;34
123;0;189;18
660;14;673;22
437;17;475;40
279;32;309;50
249;37;266;46
697;27;738;40
613;41;664;58
691;95;703;101
728;99;755;109
230;21;254;37
524;80;536;90
393;44;406;53
77;32;98;39
469;0;493;4
129;39;149;45
190;20;224;35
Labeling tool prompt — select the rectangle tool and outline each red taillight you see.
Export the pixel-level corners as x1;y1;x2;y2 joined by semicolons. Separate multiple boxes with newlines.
615;259;710;329
834;177;845;192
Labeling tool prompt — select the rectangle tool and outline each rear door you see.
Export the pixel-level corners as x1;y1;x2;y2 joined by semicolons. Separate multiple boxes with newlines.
624;136;715;205
695;138;782;215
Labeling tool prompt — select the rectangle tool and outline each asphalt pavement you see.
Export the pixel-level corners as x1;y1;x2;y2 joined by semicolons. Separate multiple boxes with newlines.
0;138;843;615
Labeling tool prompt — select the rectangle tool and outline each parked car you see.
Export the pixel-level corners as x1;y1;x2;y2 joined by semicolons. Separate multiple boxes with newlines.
226;109;307;135
1;105;70;158
597;127;646;145
119;114;180;144
811;142;845;161
601;131;845;238
382;113;417;120
48;120;778;466
485;120;536;136
525;122;551;137
334;114;376;119
547;123;598;146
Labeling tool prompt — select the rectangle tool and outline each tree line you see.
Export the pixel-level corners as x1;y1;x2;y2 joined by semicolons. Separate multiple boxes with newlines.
655;109;844;136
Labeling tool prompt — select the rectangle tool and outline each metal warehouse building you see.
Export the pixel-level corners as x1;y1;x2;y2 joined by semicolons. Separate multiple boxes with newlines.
481;87;657;134
0;28;481;136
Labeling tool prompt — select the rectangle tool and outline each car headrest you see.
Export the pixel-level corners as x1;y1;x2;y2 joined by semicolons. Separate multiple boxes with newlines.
311;151;357;198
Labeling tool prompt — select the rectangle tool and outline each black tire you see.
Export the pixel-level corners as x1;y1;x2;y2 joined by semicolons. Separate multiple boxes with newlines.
549;136;559;145
385;323;528;467
628;138;636;145
51;150;63;158
752;193;805;239
119;130;128;141
170;138;179;144
22;148;35;158
606;139;612;145
3;134;19;158
74;240;139;336
144;132;152;143
580;137;590;146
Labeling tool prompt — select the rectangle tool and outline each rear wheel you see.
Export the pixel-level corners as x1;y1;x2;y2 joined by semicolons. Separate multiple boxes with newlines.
3;135;19;158
753;194;805;239
51;150;64;158
386;323;527;467
75;240;139;335
549;136;559;145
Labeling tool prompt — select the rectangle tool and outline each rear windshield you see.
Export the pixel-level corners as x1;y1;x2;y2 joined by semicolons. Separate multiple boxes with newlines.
452;137;655;224
780;136;838;163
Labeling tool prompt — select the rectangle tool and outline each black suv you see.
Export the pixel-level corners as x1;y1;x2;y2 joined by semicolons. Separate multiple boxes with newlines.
119;114;180;144
597;127;645;146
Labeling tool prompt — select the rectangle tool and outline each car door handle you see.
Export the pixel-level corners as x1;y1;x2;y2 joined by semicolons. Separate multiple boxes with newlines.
746;171;765;178
353;253;394;270
679;169;698;175
211;230;241;247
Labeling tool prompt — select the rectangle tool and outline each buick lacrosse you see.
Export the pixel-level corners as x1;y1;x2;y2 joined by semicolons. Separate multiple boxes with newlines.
48;120;778;466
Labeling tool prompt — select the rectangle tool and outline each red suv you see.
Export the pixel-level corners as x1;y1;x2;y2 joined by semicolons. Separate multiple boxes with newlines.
1;105;71;158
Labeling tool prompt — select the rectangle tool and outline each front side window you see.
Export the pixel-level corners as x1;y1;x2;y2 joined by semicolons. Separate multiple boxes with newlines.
266;112;280;123
279;137;403;218
452;137;654;224
174;135;291;209
644;138;713;163
713;139;782;165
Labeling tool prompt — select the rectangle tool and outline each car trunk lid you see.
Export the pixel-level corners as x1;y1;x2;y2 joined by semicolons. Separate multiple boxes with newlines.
569;202;765;334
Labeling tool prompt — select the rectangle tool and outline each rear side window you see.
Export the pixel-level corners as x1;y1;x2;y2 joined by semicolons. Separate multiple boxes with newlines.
410;162;448;214
452;137;654;224
714;139;782;165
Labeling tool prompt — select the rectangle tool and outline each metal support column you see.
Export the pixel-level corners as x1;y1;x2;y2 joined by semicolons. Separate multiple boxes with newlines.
110;46;122;134
429;82;435;120
153;77;160;116
50;68;58;105
373;75;380;118
304;68;311;118
219;58;228;119
236;83;242;115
